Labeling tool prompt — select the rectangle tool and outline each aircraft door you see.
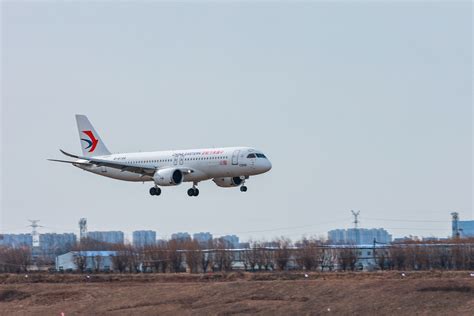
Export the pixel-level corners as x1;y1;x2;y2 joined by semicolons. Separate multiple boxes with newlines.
173;154;178;166
179;154;184;165
232;150;240;165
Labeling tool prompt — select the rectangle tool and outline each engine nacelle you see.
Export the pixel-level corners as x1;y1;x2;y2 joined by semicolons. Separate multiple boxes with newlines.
213;177;243;188
153;168;183;186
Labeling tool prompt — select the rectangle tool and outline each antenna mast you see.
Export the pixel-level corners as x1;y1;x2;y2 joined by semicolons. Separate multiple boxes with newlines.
451;212;460;238
79;218;88;242
28;219;42;247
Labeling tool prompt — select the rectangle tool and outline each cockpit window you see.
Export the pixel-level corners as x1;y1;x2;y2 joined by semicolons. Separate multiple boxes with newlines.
256;153;267;158
247;153;256;158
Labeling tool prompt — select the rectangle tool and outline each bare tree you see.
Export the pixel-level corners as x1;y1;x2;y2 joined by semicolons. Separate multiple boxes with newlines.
0;247;31;273
184;240;201;273
389;244;407;270
168;239;184;272
124;245;141;273
109;244;132;273
74;252;88;273
374;248;388;271
337;246;358;271
274;237;291;271
295;238;323;271
243;241;260;271
212;238;234;272
93;255;102;272
111;252;128;273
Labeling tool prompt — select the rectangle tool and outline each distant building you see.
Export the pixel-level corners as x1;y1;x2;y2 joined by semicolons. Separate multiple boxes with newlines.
0;234;33;248
56;251;116;271
171;232;191;241
328;228;392;245
459;221;474;238
156;239;168;247
133;230;156;248
220;235;240;248
393;235;420;243
422;237;441;242
262;241;279;248
39;233;76;255
238;242;250;249
193;232;213;246
88;231;124;244
328;229;345;244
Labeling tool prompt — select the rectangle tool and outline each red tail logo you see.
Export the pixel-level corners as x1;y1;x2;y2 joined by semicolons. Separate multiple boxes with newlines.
81;130;99;153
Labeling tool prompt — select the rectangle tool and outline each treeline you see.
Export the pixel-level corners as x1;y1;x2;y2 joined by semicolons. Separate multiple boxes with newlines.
0;247;31;273
2;237;474;273
71;237;474;273
380;240;474;271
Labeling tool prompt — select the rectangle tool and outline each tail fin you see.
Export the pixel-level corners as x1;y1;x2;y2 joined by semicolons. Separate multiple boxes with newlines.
75;115;111;157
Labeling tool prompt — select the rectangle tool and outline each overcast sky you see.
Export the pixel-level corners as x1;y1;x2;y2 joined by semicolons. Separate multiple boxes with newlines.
1;1;472;242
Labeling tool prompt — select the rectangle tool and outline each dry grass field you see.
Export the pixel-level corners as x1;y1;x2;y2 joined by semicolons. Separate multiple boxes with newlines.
1;271;474;315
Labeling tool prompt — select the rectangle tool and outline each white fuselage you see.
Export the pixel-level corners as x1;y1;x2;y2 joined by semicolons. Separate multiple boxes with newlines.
74;146;272;183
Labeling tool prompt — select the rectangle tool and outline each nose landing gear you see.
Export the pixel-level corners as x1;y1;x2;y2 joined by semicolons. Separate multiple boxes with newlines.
149;187;161;196
239;176;248;192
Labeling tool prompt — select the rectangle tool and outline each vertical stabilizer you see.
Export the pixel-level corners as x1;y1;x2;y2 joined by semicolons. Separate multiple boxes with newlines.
75;115;111;157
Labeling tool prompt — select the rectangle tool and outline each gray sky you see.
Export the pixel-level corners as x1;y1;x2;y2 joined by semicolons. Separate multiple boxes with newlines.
1;1;472;242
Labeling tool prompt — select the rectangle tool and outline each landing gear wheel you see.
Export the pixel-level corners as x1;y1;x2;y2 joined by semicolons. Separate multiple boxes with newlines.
188;188;200;197
240;186;248;192
150;187;161;196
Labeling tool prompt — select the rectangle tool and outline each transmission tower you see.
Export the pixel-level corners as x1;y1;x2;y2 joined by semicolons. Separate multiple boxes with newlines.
28;219;42;247
351;210;360;229
351;210;361;245
79;218;88;241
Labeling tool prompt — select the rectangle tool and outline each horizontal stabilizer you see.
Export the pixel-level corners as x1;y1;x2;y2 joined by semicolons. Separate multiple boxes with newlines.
60;149;80;159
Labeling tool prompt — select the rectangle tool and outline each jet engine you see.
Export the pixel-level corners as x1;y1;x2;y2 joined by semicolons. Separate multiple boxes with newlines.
213;177;243;188
153;168;183;186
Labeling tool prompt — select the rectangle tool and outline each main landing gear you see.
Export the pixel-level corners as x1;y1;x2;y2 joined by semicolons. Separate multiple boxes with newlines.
187;182;200;197
149;187;161;196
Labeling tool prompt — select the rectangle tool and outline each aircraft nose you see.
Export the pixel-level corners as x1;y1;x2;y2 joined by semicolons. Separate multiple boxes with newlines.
264;159;272;172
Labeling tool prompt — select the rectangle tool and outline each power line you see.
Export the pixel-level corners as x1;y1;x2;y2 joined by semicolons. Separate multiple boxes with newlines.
362;217;446;223
1;214;455;241
213;218;349;236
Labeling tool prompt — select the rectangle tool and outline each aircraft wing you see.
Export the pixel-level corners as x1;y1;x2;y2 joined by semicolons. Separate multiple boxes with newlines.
56;150;194;176
58;149;157;175
47;158;91;165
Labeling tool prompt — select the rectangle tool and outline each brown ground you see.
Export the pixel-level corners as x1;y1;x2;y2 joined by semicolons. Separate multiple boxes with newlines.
1;271;474;315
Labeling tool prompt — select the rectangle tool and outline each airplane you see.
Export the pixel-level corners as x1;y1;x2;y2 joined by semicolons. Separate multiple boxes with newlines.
49;115;272;197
